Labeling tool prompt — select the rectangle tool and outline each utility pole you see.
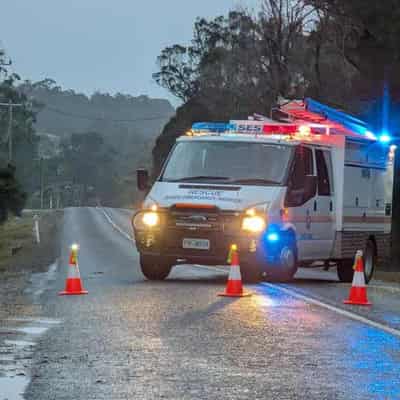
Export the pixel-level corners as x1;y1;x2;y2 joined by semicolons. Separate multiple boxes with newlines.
0;101;23;162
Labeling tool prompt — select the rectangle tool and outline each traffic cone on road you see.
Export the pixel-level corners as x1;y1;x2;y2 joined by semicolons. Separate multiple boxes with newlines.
59;244;88;296
343;250;371;306
218;245;252;298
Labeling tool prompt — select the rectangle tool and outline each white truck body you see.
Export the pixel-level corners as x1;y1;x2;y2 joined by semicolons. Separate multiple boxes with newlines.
134;99;395;281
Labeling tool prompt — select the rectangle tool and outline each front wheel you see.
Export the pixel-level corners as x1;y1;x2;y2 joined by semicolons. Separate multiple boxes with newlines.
140;255;173;281
265;241;298;282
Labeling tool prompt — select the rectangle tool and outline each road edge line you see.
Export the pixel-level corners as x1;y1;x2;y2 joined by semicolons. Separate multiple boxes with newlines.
97;207;133;241
261;282;400;338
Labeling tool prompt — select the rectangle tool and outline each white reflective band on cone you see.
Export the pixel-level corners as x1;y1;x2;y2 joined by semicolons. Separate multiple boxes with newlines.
67;263;81;279
352;271;366;287
228;265;242;281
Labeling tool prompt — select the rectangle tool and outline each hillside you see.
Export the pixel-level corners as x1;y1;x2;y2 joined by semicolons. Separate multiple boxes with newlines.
16;80;175;206
20;80;174;167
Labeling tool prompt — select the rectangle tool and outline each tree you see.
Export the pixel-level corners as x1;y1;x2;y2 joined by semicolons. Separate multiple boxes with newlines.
0;164;26;224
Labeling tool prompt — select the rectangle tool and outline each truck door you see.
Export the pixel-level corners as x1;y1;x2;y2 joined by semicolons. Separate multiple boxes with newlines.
285;146;318;260
314;149;335;258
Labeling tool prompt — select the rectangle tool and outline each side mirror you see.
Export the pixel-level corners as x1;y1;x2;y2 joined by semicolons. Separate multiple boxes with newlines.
303;175;317;200
137;169;149;191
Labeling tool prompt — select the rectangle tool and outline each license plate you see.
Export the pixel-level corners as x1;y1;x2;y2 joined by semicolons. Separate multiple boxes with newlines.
182;238;210;250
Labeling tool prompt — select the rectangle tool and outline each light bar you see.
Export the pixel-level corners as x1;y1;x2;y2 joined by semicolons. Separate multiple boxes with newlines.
191;122;235;133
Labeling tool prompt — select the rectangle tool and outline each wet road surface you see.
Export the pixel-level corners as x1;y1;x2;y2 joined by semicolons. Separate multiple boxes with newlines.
1;207;400;400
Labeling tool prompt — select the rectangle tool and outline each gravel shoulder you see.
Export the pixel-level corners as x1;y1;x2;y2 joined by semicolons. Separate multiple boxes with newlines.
0;210;62;321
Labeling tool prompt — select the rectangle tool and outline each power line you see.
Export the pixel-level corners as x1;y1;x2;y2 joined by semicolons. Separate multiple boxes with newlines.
44;106;173;123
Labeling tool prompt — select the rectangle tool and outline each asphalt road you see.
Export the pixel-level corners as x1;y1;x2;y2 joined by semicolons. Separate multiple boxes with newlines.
2;207;400;400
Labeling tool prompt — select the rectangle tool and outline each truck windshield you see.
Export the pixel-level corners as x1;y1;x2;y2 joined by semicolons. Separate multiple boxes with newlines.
161;141;293;185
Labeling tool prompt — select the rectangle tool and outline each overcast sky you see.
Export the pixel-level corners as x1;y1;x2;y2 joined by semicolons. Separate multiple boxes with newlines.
1;0;260;104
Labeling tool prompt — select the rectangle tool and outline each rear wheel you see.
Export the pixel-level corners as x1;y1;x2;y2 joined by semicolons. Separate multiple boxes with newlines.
337;239;376;284
140;255;173;281
363;239;376;284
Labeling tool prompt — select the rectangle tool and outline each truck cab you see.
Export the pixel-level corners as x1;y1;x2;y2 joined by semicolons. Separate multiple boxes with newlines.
132;99;394;283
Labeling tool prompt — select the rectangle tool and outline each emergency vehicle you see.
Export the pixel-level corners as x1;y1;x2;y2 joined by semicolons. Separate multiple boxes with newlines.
133;99;395;283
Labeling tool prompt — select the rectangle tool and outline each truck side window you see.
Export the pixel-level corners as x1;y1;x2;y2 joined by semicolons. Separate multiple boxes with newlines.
289;146;313;190
285;146;314;207
315;149;331;196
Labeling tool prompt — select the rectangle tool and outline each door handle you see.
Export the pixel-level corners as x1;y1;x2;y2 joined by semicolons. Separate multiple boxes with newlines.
330;201;333;212
313;201;317;212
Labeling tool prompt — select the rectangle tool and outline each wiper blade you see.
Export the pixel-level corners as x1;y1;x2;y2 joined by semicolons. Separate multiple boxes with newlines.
170;176;230;182
230;178;280;185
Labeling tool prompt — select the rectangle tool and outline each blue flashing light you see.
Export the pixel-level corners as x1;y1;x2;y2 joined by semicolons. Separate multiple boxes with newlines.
305;98;373;137
192;122;235;133
365;131;377;140
267;232;280;242
379;133;392;144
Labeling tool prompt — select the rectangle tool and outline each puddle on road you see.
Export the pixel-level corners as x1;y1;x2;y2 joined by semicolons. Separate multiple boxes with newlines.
0;318;61;399
0;262;62;400
24;262;58;298
4;340;36;348
0;376;30;400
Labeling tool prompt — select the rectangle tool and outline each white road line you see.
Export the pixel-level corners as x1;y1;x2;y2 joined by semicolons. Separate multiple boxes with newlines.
261;282;400;339
98;207;133;241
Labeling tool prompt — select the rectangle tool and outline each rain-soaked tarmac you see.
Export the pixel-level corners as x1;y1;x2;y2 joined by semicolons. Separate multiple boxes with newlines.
1;207;399;400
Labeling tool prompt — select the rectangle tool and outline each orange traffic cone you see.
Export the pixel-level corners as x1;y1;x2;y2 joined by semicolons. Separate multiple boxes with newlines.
218;245;252;298
343;250;371;306
59;244;88;296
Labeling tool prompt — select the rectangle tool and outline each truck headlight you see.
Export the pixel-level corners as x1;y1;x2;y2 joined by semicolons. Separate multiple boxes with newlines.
142;212;159;227
133;211;160;230
242;216;266;233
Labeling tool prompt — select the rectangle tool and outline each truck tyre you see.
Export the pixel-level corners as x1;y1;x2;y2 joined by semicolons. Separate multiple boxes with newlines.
363;239;376;284
240;262;261;283
140;255;172;281
337;240;376;284
337;259;354;283
265;239;298;282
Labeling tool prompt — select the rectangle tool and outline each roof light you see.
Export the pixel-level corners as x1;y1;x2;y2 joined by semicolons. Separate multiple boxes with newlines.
263;124;298;134
191;122;235;133
365;131;377;140
298;125;311;136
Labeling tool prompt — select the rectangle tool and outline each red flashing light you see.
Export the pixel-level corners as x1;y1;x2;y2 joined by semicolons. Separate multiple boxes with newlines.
262;123;329;136
263;124;298;134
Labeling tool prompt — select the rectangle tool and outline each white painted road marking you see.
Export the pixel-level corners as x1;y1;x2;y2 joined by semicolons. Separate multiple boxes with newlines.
98;207;133;241
261;283;400;339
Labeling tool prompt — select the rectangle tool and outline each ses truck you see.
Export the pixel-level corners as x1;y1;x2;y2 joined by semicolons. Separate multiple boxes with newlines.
132;99;395;283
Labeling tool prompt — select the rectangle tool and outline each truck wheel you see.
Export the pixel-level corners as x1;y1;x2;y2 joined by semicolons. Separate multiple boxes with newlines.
265;241;298;282
240;262;261;283
363;239;376;284
140;255;172;281
337;259;354;282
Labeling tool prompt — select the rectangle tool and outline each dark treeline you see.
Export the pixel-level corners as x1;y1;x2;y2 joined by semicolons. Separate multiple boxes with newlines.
152;0;400;267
